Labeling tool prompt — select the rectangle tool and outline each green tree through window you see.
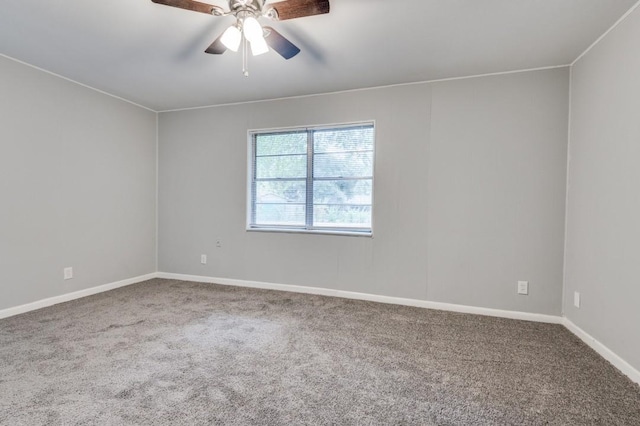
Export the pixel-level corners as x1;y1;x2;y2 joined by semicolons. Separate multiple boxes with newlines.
249;123;374;234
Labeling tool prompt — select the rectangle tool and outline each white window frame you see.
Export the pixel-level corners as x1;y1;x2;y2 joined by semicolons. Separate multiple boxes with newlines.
246;121;375;237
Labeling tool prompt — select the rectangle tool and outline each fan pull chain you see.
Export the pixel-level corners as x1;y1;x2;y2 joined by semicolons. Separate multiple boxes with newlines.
242;36;249;77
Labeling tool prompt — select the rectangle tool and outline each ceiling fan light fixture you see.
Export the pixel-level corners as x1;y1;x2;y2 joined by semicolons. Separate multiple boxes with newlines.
250;36;269;56
220;25;242;52
152;0;331;74
243;16;263;42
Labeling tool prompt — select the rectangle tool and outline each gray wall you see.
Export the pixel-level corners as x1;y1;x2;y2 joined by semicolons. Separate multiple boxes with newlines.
159;67;569;315
565;7;640;371
0;56;157;310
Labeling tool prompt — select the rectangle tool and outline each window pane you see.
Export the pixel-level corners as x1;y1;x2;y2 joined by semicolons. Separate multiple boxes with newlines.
313;205;372;229
313;179;372;205
256;133;307;156
256;181;306;204
250;123;374;233
255;203;305;226
314;151;373;178
256;154;306;179
314;127;374;153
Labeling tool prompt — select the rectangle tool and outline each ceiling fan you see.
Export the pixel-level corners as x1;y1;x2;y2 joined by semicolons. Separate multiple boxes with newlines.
151;0;330;75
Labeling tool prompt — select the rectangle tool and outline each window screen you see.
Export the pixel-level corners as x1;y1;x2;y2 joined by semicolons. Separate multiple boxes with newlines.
249;123;374;235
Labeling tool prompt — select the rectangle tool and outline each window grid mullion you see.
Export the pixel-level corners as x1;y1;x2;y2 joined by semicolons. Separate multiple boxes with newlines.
255;153;308;159
254;177;307;182
313;176;373;181
305;130;314;229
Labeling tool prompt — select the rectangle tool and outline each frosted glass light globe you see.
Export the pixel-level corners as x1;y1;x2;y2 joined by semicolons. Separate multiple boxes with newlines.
250;36;269;56
243;17;263;42
220;25;241;52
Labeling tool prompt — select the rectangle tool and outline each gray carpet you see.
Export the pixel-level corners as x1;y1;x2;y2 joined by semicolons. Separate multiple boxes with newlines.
1;279;639;425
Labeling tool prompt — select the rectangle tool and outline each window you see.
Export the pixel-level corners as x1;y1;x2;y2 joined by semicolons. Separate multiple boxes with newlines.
248;122;374;235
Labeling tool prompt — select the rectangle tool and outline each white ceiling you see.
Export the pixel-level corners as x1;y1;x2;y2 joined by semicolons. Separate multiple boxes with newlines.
0;0;636;111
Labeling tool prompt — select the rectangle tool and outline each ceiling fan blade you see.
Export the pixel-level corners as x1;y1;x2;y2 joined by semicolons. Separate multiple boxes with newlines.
151;0;216;15
267;0;330;21
264;27;300;59
204;33;227;54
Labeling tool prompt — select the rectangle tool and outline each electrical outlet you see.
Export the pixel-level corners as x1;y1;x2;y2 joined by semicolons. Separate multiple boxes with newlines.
574;291;581;308
216;240;222;248
517;281;529;295
201;254;207;265
63;267;73;280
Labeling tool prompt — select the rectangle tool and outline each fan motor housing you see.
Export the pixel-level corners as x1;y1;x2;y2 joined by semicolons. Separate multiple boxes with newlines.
229;0;265;14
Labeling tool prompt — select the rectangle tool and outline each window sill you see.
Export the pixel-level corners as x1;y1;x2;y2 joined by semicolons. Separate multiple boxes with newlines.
246;227;373;238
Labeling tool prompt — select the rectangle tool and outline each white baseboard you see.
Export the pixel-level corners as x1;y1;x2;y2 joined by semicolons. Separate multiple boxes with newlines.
0;273;157;320
4;271;637;387
156;272;562;324
158;273;640;385
563;317;640;386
